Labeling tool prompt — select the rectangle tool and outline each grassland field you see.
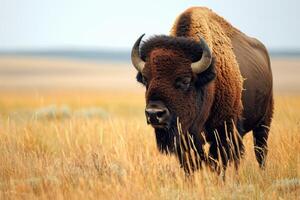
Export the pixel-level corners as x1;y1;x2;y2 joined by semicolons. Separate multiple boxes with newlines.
0;56;299;199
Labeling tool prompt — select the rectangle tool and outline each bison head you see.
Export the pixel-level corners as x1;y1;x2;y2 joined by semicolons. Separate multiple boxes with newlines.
131;34;216;152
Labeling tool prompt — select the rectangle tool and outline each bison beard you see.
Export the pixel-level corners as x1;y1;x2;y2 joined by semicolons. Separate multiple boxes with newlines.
131;7;273;175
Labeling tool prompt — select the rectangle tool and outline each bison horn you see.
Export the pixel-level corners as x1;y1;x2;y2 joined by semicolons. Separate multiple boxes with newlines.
131;34;146;72
191;37;212;74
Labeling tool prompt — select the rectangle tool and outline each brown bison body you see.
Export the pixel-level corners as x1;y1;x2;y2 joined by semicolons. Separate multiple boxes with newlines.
131;7;273;173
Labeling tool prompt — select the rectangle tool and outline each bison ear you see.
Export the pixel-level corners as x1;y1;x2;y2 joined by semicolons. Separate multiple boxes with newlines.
136;72;143;84
194;57;216;88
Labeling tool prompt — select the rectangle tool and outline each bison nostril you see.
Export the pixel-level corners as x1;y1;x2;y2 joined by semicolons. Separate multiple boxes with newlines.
145;107;170;125
145;101;170;126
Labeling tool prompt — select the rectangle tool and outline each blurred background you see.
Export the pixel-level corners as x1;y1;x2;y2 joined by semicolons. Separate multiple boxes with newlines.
0;0;299;93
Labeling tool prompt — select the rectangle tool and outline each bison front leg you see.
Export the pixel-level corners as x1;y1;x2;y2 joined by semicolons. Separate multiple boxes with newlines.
206;122;244;174
207;138;229;175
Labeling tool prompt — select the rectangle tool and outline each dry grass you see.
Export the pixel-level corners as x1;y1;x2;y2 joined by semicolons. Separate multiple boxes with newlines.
0;91;299;200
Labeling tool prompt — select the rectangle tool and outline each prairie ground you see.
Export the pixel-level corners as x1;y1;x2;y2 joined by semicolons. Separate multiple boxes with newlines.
0;56;299;199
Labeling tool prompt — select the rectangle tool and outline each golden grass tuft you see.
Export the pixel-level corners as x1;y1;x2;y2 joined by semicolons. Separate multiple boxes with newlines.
0;92;299;199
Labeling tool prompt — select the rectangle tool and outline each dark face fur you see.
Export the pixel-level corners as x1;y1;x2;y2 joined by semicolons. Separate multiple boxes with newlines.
136;36;216;133
138;48;198;130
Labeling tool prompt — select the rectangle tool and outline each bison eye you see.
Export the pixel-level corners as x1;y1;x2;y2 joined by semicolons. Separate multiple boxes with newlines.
175;77;191;91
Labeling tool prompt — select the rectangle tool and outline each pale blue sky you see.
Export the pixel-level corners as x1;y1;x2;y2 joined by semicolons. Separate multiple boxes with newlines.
0;0;299;50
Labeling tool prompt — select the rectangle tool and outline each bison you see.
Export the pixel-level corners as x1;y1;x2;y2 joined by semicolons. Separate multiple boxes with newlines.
131;7;273;174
